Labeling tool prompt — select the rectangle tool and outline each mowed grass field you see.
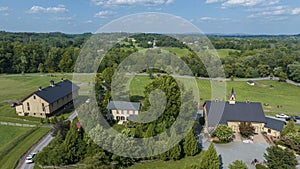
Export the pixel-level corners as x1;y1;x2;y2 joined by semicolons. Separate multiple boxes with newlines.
129;75;300;116
0;125;32;152
0;127;51;169
215;49;240;58
0;73;299;116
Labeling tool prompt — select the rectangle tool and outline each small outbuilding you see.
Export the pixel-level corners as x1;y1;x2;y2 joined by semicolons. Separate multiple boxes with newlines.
247;80;255;86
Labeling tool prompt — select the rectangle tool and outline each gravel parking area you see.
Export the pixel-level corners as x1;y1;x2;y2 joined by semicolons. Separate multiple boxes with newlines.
203;142;269;169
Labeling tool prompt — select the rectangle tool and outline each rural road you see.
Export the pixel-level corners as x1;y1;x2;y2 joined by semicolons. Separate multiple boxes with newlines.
1;73;299;87
17;111;78;169
18;132;54;169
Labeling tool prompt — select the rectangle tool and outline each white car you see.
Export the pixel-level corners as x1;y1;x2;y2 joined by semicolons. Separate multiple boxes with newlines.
25;158;33;164
275;114;289;119
25;152;36;164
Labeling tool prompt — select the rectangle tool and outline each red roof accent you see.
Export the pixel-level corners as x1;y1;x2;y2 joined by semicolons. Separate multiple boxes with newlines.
76;122;81;129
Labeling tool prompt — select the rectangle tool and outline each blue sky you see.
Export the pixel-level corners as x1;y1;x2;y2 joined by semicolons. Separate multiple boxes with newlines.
0;0;299;34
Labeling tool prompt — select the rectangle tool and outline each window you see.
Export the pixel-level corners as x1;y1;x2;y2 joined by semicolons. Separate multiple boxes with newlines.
268;129;271;133
42;103;45;111
27;102;30;111
40;113;43;116
33;113;36;115
33;96;36;99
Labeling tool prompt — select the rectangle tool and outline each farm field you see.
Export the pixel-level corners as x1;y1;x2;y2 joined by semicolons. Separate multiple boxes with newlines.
0;125;32;152
0;127;50;169
215;49;240;58
0;74;299;118
129;75;300;116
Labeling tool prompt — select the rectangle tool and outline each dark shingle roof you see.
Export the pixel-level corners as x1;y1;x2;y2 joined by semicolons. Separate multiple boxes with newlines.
205;101;266;127
28;80;79;103
107;101;140;111
265;117;285;131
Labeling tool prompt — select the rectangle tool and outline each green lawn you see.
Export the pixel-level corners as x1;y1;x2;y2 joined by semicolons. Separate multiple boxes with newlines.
129;152;204;169
162;47;192;57
216;49;240;58
0;125;32;152
0;127;50;169
129;75;300;115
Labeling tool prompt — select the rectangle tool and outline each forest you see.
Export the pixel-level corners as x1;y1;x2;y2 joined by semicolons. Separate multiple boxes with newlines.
0;31;299;82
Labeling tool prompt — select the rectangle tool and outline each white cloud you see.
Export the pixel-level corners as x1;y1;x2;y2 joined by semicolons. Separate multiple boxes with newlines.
291;8;300;15
205;0;224;4
1;13;9;16
247;5;300;18
246;5;285;12
198;16;230;22
247;6;300;21
0;7;9;11
94;10;115;18
50;16;73;21
85;20;93;23
165;0;174;4
91;0;171;6
27;5;68;14
221;0;279;8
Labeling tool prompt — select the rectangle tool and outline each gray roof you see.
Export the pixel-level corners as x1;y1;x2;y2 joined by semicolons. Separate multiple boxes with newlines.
107;101;140;111
205;101;266;127
265;117;285;131
25;80;79;104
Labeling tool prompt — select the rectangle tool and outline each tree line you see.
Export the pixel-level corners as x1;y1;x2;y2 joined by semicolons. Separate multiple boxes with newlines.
0;31;299;82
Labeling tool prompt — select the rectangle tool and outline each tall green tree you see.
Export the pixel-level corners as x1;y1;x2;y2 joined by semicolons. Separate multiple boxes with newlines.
63;121;86;163
228;160;248;169
168;143;182;160
199;143;220;169
183;129;199;156
281;120;297;137
264;146;298;169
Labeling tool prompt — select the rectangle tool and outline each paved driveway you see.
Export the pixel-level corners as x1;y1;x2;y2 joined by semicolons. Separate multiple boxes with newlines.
201;141;269;169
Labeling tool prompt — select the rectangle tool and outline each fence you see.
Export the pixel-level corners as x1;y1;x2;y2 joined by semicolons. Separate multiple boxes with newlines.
0;121;37;127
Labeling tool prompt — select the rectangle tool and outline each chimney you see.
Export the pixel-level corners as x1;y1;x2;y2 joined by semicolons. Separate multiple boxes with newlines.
50;80;55;87
61;78;64;82
38;86;42;91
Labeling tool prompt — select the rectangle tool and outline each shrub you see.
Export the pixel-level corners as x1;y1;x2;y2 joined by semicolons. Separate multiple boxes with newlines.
229;160;248;169
239;122;254;137
255;164;268;169
215;125;233;143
